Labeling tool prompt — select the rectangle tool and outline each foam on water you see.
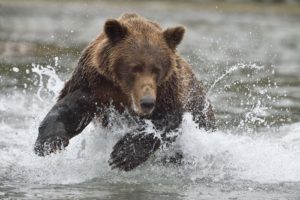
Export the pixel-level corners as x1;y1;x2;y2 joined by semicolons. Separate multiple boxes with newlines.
180;114;300;183
0;62;300;188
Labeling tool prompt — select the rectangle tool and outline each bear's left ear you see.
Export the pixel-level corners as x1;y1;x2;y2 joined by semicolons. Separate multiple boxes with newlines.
163;26;185;50
104;19;128;42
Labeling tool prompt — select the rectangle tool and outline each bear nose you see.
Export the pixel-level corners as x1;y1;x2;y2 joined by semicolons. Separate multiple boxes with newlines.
140;96;155;112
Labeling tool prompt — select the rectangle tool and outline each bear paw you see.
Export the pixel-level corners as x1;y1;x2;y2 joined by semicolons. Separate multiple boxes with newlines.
109;132;161;171
34;136;69;156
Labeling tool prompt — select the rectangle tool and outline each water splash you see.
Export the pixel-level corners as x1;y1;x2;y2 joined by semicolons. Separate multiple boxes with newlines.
207;63;264;96
202;63;266;128
179;113;300;183
31;62;64;101
0;61;299;189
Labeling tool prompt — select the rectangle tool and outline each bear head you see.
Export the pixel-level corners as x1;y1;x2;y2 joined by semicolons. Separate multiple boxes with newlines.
95;13;185;116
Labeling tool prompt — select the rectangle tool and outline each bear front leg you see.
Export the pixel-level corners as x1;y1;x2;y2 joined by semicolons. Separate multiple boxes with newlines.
34;89;95;156
184;80;216;130
109;126;161;171
109;112;182;171
186;94;216;131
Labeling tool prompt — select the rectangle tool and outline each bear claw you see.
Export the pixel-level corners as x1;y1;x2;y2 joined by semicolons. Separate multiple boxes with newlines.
109;132;161;171
34;136;69;156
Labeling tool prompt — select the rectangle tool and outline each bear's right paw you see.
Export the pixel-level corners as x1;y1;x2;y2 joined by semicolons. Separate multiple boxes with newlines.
34;136;69;156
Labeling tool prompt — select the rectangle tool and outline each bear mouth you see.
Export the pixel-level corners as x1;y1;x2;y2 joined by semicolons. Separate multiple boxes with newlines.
131;94;155;116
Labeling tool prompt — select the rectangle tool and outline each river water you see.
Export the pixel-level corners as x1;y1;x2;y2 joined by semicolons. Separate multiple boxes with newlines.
0;1;300;199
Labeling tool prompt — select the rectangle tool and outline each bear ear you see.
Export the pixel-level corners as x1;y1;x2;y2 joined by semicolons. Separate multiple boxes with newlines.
163;26;185;50
104;19;128;42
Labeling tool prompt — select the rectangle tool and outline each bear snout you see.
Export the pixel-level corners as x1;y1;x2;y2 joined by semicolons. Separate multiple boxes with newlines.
140;96;156;114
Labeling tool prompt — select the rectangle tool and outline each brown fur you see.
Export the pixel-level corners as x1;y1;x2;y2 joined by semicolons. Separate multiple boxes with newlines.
59;13;215;128
35;13;215;170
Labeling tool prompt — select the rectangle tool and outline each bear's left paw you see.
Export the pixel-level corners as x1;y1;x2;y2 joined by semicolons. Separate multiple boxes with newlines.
109;132;161;171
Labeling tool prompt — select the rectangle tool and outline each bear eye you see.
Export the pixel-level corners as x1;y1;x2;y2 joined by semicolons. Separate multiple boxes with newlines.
132;65;143;73
152;67;160;74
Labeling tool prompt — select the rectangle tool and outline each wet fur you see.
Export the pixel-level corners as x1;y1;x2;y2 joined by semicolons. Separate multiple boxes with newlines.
34;13;215;171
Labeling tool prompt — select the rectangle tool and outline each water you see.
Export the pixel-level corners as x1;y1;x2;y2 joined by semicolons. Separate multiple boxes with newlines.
1;1;300;199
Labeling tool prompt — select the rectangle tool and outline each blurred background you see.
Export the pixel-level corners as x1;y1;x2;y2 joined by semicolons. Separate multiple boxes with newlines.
0;0;300;199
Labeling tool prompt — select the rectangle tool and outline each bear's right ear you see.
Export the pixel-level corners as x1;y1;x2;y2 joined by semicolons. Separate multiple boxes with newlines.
104;19;128;42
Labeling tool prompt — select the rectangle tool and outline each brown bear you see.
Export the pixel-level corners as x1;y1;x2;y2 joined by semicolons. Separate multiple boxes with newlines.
34;13;215;171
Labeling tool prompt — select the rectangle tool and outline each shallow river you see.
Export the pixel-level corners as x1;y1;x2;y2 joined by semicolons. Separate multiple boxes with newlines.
0;1;300;199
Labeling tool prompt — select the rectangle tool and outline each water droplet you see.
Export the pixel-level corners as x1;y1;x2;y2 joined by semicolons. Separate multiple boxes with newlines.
12;67;19;72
